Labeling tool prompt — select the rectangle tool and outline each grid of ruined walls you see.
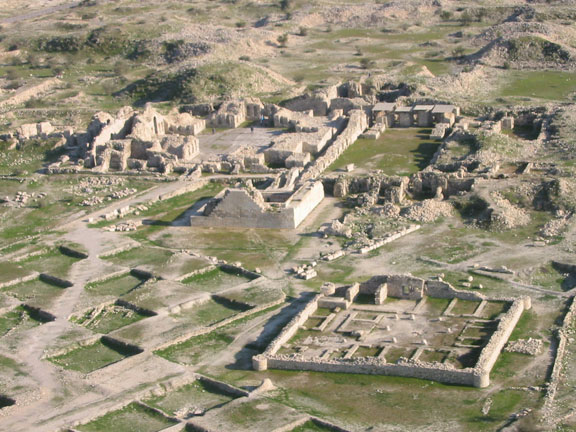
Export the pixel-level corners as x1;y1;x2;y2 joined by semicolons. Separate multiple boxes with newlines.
298;109;368;184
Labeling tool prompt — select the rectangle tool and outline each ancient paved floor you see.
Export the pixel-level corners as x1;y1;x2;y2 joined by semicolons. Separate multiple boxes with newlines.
197;127;283;156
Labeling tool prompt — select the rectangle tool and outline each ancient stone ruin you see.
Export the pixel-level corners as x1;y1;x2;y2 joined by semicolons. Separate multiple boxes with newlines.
73;103;205;173
254;274;530;388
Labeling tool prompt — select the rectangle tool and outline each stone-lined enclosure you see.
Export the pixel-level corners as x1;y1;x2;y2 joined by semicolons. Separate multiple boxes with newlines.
254;274;530;388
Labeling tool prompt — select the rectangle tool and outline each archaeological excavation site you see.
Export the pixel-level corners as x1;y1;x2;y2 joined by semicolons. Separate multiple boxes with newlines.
1;0;576;431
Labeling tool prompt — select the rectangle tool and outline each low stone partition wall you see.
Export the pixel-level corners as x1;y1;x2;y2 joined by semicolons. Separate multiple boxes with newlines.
98;244;140;259
39;273;73;288
154;295;286;352
174;265;216;282
220;264;261;280
58;245;89;259
157;179;208;201
21;304;56;322
357;225;420;254
196;374;249;398
0;273;38;289
309;416;353;432
87;269;132;285
130;268;155;281
114;300;157;317
256;294;321;361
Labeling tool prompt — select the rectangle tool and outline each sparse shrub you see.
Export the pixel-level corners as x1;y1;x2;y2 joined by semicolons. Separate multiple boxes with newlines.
293;74;305;83
360;58;375;69
36;35;83;53
440;10;452;21
298;27;308;36
279;0;292;11
26;53;42;68
6;69;19;81
235;21;246;28
239;55;250;61
460;11;473;25
451;46;465;58
503;61;511;70
355;46;363;56
113;60;129;77
277;33;289;48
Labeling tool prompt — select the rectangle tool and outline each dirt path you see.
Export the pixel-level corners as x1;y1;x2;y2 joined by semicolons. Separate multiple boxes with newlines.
0;1;80;24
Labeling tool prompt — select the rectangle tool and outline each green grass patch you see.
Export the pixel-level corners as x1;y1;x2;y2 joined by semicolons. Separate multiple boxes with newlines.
0;305;47;336
500;71;576;101
48;338;141;374
19;248;81;279
71;305;151;334
77;402;177;432
84;273;145;298
144;380;237;416
169;298;249;328
451;300;481;316
101;246;173;272
155;331;234;365
220;284;283;307
0;261;34;284
182;267;253;292
3;278;67;309
328;128;438;175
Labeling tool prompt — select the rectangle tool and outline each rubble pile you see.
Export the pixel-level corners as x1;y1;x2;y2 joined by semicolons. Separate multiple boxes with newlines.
401;199;454;223
490;192;530;230
505;338;543;356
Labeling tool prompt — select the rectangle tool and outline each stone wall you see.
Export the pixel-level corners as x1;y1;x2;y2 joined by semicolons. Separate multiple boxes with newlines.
474;298;529;388
298;109;368;184
263;355;478;387
542;295;576;422
0;78;62;111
